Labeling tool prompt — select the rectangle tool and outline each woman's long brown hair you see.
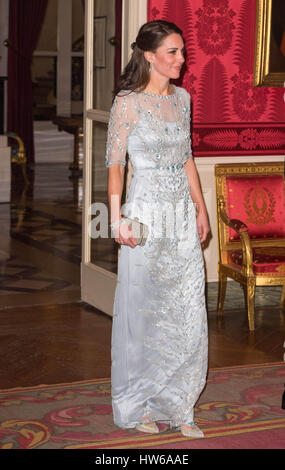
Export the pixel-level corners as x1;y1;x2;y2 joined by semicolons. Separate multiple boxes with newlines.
115;20;183;97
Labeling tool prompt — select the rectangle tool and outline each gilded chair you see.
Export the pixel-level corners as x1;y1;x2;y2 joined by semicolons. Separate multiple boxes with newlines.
215;162;285;331
7;133;29;184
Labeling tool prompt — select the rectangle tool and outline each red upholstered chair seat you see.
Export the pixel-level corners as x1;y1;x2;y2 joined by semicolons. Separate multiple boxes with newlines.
225;175;285;242
228;247;285;276
216;162;285;331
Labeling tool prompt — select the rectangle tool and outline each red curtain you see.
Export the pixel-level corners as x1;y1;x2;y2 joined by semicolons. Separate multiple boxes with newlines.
7;0;48;166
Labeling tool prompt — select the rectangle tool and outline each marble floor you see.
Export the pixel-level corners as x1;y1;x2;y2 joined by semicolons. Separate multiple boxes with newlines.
0;163;284;389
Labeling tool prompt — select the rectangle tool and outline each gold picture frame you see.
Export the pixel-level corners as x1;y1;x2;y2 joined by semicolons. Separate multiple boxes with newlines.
253;0;285;86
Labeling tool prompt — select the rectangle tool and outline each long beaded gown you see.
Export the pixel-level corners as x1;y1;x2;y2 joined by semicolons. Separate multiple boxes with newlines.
105;85;208;429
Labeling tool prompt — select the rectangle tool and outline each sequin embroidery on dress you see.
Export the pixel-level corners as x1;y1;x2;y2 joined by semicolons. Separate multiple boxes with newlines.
106;85;208;429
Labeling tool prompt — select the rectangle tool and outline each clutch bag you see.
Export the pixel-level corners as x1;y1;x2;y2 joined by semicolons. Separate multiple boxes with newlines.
111;217;149;246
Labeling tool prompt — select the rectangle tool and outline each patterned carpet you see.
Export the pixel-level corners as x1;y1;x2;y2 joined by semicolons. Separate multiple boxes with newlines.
0;363;284;449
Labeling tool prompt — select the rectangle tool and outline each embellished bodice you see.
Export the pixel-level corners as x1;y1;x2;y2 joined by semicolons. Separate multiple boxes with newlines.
105;86;194;226
105;85;193;172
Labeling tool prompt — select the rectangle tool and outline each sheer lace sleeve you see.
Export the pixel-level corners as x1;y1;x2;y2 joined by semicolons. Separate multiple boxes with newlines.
105;93;135;168
183;89;193;164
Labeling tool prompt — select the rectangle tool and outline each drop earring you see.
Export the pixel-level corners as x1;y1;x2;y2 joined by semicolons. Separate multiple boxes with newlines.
149;62;153;73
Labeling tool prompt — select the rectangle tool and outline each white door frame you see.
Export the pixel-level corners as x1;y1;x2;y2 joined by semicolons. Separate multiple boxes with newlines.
81;0;147;315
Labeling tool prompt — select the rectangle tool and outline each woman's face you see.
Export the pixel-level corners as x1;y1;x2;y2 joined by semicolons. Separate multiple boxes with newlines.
146;33;185;80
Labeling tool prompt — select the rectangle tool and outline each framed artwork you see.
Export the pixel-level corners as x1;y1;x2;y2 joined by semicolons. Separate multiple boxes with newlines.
254;0;285;86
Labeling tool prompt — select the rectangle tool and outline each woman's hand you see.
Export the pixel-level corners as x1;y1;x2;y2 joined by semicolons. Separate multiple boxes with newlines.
114;223;138;248
196;209;210;244
184;159;210;244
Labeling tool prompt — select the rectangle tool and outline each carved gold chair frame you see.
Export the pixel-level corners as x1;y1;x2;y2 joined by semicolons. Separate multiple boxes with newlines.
7;133;29;185
215;162;285;331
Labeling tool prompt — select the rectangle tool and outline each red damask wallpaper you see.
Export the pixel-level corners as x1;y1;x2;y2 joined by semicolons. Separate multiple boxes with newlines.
148;0;285;157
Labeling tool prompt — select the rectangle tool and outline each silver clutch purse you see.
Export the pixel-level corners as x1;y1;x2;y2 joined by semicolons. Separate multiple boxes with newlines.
111;217;149;246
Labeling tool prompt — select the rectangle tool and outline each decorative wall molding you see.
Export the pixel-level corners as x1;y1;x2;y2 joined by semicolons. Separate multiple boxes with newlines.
192;122;285;157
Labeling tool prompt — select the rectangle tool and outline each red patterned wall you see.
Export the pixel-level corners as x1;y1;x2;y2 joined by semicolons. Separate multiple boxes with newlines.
148;0;285;157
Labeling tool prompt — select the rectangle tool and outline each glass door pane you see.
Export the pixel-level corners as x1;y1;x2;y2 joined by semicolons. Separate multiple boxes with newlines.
90;0;122;270
81;0;122;314
72;0;85;51
92;0;122;111
90;120;118;274
36;0;58;52
32;56;57;120
33;0;58;120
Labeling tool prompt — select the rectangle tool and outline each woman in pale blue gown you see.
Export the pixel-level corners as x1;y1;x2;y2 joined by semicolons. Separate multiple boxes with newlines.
106;20;209;438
